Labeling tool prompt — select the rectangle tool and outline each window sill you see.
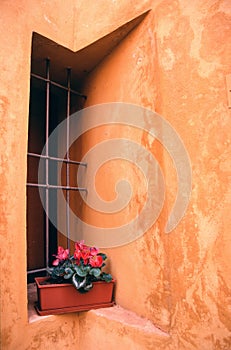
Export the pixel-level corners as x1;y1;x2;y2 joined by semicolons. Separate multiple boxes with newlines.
27;283;53;323
28;282;169;343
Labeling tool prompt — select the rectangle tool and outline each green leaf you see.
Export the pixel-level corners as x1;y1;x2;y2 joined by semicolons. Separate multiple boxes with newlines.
84;283;93;292
89;268;101;278
72;274;87;290
64;267;74;279
47;267;53;275
53;266;65;276
74;265;89;277
98;253;107;261
101;273;112;282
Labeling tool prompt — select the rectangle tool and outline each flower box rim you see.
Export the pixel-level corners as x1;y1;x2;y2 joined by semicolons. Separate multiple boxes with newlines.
35;276;115;289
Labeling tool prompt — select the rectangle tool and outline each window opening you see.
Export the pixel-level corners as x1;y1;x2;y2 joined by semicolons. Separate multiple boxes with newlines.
27;57;87;282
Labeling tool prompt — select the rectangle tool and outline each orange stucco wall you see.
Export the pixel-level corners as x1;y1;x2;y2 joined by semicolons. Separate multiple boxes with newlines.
0;1;230;349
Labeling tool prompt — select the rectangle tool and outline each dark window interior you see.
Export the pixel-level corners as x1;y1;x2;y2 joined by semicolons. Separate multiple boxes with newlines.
27;35;87;282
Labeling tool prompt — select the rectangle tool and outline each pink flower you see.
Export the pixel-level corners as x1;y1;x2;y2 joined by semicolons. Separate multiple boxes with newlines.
75;240;87;251
90;247;99;256
57;246;69;260
52;246;69;265
89;255;103;267
52;258;60;266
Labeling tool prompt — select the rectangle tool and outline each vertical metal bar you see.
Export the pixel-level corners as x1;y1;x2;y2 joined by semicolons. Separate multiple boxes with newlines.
45;58;50;269
66;68;71;249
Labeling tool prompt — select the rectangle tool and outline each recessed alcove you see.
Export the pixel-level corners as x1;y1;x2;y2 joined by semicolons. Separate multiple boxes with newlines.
27;10;152;322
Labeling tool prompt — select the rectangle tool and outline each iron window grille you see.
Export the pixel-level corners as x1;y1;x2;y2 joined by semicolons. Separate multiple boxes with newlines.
27;59;87;280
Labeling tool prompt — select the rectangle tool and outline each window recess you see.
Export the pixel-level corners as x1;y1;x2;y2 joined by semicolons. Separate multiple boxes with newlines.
27;57;87;282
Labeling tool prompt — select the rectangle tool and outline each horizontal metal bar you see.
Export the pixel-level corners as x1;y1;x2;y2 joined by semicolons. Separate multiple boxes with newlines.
27;268;48;274
31;73;87;99
27;183;87;192
27;152;87;167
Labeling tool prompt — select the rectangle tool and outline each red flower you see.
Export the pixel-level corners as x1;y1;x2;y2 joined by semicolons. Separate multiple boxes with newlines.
74;257;81;266
74;249;81;260
81;249;90;265
73;241;103;266
89;255;103;267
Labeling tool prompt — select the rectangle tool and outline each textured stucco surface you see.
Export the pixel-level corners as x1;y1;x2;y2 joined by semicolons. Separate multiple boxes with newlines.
0;0;230;349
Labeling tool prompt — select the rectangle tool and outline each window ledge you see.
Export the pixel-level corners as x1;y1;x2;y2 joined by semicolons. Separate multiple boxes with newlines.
28;282;169;344
87;305;169;336
28;283;53;323
78;305;170;348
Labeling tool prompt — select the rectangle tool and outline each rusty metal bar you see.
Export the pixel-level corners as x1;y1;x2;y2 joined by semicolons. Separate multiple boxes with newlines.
45;59;50;271
66;68;71;249
27;152;87;167
26;183;87;192
27;268;48;274
31;72;87;99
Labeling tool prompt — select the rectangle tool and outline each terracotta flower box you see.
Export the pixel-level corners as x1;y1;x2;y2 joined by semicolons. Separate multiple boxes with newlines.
35;276;115;316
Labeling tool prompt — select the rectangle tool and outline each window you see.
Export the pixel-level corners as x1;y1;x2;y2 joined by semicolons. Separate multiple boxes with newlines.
27;35;87;282
26;19;147;281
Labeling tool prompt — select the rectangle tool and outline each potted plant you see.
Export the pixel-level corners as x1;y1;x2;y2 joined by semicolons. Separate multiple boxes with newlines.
35;240;115;315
